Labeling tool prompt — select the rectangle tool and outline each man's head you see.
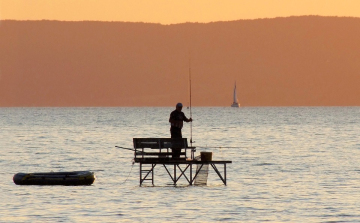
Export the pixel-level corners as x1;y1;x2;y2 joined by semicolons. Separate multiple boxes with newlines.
176;103;183;111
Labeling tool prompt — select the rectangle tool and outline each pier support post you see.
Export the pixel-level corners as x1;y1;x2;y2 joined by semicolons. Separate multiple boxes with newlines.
138;161;230;186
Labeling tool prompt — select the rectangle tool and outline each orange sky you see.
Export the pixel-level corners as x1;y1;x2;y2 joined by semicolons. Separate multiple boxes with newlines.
1;0;360;24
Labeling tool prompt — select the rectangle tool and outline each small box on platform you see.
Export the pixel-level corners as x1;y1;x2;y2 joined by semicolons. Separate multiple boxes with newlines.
200;152;212;161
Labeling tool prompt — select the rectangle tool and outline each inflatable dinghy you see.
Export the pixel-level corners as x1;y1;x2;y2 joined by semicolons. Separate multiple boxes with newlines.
13;171;95;186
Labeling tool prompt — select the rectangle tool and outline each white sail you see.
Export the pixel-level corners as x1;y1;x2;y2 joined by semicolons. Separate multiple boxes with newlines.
231;82;240;107
233;83;238;103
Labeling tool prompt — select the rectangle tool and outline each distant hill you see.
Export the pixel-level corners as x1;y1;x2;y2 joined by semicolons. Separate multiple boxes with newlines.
1;16;360;106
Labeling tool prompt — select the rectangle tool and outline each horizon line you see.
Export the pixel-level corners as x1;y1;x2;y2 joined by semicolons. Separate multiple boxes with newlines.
2;15;359;25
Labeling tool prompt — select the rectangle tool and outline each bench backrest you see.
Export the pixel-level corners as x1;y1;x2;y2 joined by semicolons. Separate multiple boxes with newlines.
133;138;188;149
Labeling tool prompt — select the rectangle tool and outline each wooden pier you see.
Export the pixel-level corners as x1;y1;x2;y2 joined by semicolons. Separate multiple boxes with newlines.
132;138;232;186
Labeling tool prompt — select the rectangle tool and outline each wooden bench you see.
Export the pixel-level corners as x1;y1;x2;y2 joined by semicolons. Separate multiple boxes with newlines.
133;138;195;162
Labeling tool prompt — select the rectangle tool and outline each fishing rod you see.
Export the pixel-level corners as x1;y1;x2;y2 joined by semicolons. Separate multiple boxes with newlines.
115;146;150;155
115;146;136;151
189;56;193;147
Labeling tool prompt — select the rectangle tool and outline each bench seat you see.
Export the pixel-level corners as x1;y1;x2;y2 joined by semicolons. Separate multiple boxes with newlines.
133;138;195;161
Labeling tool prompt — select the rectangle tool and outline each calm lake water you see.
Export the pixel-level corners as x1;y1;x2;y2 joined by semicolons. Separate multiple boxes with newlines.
1;107;360;222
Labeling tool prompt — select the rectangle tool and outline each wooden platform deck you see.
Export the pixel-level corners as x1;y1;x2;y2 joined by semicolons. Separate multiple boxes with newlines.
136;159;232;186
135;159;232;165
130;138;232;186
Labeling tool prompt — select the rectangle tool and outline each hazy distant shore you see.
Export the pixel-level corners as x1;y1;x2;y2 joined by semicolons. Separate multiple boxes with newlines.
1;16;359;106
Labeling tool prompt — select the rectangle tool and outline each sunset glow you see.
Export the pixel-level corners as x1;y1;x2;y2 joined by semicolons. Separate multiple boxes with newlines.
1;0;360;24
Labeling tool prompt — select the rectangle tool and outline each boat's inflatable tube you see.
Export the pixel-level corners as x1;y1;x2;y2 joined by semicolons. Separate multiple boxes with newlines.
13;171;95;186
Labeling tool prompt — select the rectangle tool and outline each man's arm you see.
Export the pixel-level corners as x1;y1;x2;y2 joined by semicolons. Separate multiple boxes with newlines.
183;113;193;122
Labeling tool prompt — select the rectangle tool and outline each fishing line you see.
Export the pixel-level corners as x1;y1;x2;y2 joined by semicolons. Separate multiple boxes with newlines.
115;146;135;185
119;159;135;185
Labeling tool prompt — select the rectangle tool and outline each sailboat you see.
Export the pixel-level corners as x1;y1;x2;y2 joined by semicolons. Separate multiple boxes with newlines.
231;82;240;107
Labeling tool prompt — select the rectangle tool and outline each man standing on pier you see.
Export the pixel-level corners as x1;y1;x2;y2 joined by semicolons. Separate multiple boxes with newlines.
169;102;192;157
